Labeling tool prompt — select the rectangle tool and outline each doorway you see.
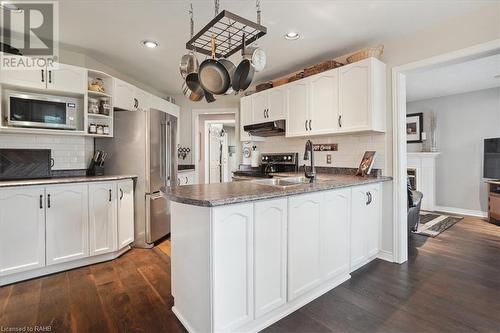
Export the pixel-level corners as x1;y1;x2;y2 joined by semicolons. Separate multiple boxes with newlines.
392;39;500;263
192;108;239;184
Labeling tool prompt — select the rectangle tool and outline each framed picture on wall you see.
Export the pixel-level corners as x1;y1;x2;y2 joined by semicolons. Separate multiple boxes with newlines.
406;113;423;143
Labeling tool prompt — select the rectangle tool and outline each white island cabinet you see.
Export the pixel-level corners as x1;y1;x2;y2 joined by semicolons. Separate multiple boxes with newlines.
170;183;382;333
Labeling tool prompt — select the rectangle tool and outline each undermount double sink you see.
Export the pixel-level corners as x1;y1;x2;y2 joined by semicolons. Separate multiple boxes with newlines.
252;176;314;188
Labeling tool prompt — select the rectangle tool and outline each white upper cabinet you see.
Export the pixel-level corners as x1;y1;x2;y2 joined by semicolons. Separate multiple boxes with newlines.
114;79;138;111
46;64;87;94
117;179;135;249
250;88;286;124
282;57;386;137
0;63;47;90
114;79;153;112
0;59;86;94
339;58;386;133
135;88;151;112
251;91;268;124
285;81;309;137
45;184;89;265
89;182;118;256
308;69;340;135
0;187;46;276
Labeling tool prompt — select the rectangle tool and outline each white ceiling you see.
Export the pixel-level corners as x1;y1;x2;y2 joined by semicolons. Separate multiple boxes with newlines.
406;54;500;101
19;1;495;95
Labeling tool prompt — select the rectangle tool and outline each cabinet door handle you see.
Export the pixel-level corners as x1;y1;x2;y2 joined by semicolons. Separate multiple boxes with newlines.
39;194;43;209
309;120;312;131
133;98;138;108
119;188;123;200
369;192;373;205
338;115;342;127
41;69;44;82
366;192;370;205
185;176;188;184
47;194;51;208
305;120;308;131
48;70;52;83
109;189;112;202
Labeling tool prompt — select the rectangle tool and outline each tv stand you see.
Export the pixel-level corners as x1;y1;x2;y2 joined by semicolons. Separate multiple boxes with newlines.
487;180;500;224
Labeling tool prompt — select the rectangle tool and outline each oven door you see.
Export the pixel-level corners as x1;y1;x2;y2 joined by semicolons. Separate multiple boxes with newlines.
7;91;77;130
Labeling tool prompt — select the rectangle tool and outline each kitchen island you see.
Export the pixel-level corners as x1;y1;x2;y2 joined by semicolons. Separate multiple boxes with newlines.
163;172;392;333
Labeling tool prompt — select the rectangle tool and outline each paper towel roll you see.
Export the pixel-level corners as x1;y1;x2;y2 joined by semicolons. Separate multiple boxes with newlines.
251;150;260;167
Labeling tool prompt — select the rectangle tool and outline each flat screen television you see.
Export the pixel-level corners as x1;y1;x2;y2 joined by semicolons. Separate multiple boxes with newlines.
484;138;500;179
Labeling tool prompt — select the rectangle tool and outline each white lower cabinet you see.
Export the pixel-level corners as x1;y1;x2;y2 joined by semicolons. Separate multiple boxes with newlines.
288;192;323;300
321;189;351;281
117;180;135;248
46;184;89;265
89;182;117;256
350;184;381;272
288;189;351;301
212;203;254;332
254;198;287;318
0;187;46;276
0;179;135;285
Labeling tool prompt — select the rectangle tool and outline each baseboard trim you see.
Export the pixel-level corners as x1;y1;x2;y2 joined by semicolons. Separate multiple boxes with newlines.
433;206;488;218
0;246;131;286
377;250;394;262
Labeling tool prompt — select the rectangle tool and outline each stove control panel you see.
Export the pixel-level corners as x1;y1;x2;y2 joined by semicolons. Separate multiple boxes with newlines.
261;153;298;165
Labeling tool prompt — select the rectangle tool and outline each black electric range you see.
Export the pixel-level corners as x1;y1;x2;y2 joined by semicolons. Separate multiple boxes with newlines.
232;153;299;180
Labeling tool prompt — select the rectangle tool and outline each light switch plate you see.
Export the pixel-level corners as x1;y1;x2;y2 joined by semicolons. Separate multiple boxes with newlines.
326;154;332;164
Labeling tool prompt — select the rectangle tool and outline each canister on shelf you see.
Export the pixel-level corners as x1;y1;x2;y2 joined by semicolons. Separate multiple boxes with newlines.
96;124;104;135
88;98;99;114
99;98;111;115
103;125;110;135
89;123;97;134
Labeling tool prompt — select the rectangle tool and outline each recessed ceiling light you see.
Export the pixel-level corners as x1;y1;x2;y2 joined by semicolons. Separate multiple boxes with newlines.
284;32;300;41
141;40;159;49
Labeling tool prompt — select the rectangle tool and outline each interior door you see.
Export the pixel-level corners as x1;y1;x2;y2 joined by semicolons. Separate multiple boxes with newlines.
209;124;223;184
148;110;167;193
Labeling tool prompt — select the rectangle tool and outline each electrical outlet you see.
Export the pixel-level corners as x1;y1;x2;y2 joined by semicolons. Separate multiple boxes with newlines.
326;154;332;164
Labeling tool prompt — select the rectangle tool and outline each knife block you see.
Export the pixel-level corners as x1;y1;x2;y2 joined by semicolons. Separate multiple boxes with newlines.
87;160;105;176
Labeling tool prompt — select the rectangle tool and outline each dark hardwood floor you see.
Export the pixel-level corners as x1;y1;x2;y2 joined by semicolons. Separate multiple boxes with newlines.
1;216;499;333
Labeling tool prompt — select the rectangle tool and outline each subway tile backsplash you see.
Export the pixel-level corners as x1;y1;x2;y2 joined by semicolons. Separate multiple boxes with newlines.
0;134;94;170
254;133;386;172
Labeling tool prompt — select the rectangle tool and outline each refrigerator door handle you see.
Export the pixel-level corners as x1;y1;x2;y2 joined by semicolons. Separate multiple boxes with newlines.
160;122;166;183
166;121;171;182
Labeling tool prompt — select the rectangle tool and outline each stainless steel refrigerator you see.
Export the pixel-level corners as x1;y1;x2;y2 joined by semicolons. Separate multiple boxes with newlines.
96;109;177;247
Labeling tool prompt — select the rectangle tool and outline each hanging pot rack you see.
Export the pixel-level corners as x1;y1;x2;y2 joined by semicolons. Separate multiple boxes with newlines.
185;6;267;59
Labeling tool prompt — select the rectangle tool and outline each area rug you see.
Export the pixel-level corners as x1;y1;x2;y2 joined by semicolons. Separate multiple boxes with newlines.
415;211;464;237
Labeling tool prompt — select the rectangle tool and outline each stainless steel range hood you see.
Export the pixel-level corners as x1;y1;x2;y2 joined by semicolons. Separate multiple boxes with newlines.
243;120;285;137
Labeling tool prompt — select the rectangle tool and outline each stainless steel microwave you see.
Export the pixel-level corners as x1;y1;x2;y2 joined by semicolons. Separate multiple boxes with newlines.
4;90;78;130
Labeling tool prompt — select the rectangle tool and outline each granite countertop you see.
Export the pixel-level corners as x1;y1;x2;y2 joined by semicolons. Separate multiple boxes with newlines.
0;175;137;188
163;172;392;207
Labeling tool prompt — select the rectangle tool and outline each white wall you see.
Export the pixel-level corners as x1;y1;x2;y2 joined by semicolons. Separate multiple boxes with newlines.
0;133;94;170
407;87;500;213
174;94;240;165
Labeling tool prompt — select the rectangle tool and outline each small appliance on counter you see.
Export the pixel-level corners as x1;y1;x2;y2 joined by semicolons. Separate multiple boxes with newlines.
0;149;52;180
232;152;299;181
242;144;252;165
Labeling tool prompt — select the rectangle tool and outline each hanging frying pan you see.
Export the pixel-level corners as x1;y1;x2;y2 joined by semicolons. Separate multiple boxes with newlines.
232;34;255;92
218;58;236;94
198;38;231;95
182;72;204;102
